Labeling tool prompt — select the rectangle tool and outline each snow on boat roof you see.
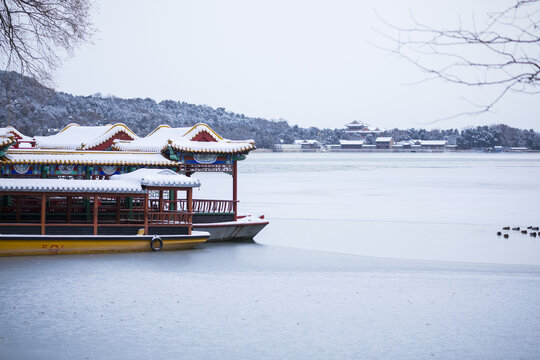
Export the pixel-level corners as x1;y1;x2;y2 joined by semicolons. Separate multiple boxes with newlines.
0;137;15;147
2;149;176;166
168;138;255;154
111;168;200;188
375;137;393;142
113;125;192;152
0;126;30;140
115;123;255;154
0;178;145;194
35;123;139;150
0;169;199;194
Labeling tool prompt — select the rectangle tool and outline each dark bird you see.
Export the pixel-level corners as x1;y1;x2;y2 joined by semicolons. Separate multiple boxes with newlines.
504;234;509;239
521;230;528;234
530;232;537;238
502;226;510;230
497;232;502;236
512;227;520;231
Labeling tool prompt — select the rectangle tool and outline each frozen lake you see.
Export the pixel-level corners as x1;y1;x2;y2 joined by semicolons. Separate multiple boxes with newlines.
1;152;540;359
229;152;540;265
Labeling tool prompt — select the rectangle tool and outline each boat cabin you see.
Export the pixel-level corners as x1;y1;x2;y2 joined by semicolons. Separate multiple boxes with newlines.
0;169;199;236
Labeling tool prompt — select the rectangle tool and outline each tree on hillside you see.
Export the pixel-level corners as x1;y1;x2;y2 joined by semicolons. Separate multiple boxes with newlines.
380;0;540;118
0;0;93;82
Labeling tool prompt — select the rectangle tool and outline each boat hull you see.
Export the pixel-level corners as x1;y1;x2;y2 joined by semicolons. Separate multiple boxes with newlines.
0;232;209;256
193;218;269;241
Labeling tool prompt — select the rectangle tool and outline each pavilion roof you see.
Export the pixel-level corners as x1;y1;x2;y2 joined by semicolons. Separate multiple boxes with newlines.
0;169;199;194
0;126;30;140
2;149;176;166
111;168;200;188
35;123;139;150
0;136;15;148
113;125;192;152
115;123;255;155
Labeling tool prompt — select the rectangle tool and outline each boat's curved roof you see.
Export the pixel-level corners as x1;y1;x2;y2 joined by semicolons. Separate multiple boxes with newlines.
35;123;139;150
113;125;191;152
111;168;200;188
0;168;200;194
2;149;176;166
114;123;255;155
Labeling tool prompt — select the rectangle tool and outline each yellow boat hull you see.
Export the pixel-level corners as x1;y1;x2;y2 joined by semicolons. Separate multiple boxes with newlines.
0;234;208;256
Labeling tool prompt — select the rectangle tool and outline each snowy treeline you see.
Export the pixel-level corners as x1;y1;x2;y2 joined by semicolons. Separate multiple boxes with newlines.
380;127;540;149
0;71;538;149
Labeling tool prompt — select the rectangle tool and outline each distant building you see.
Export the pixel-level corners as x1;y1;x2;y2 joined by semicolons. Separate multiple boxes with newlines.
339;139;364;150
375;137;393;149
294;140;321;151
273;143;302;152
420;140;447;152
274;140;321;152
344;121;383;139
508;147;528;152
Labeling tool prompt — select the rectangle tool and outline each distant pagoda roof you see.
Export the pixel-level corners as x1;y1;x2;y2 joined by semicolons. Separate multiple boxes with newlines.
35;123;139;150
345;121;383;133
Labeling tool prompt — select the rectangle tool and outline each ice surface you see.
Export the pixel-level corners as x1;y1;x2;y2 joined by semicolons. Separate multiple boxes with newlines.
0;244;539;359
1;152;539;359
235;152;540;265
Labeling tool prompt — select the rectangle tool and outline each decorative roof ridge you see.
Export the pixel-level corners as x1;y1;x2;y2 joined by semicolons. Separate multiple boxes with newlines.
82;123;139;149
145;124;172;137
183;123;223;141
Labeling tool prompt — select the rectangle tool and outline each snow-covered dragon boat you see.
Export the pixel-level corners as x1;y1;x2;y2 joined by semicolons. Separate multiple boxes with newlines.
0;123;268;243
0;169;209;255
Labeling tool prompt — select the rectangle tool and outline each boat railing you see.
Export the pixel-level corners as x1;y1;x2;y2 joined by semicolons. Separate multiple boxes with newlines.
147;211;192;225
148;199;236;214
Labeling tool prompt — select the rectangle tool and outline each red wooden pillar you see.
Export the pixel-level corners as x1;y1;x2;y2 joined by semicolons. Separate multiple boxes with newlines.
159;190;164;212
93;194;99;235
143;193;149;235
15;195;20;223
66;196;72;223
187;188;193;235
40;193;46;235
116;195;121;223
232;160;238;221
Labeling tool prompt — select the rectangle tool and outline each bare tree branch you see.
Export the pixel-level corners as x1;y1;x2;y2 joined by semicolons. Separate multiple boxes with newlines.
0;0;93;83
376;0;540;120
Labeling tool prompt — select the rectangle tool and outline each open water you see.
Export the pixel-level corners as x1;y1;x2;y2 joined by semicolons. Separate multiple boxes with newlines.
1;152;540;359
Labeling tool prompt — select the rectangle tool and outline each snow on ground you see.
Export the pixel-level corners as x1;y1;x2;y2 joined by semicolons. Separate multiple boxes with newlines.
1;243;539;360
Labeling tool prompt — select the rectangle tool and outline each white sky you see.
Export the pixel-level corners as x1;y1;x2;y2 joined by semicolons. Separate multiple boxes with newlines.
56;0;539;130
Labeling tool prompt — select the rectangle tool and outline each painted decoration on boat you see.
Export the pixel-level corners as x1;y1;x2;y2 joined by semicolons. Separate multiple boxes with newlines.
13;164;30;174
193;154;218;164
58;164;75;175
102;165;117;175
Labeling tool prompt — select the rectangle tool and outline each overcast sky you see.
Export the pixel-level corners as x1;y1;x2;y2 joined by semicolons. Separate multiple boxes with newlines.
56;0;539;131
